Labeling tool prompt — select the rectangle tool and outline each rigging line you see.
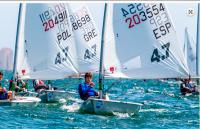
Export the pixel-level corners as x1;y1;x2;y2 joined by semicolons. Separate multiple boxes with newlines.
104;79;122;93
142;90;183;105
111;81;139;99
142;96;163;105
109;84;183;105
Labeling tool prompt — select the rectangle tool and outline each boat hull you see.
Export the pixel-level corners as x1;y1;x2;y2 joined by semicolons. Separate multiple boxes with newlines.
0;96;41;106
38;90;74;103
181;86;200;95
80;98;143;115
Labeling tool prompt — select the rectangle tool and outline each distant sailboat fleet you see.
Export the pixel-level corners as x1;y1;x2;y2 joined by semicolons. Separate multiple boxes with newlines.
183;4;200;83
0;3;199;115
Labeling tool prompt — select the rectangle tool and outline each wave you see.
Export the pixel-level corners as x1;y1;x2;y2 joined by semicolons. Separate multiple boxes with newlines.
140;108;168;113
60;102;80;113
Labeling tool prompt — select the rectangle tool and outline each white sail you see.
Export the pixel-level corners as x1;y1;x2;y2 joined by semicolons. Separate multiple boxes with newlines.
16;3;102;80
184;27;196;76
16;4;78;80
104;3;189;79
14;4;30;79
66;4;101;74
183;28;187;59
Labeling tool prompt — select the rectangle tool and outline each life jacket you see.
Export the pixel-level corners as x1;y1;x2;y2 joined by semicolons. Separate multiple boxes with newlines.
180;82;193;95
78;83;95;100
186;83;193;89
38;80;44;85
0;90;8;100
78;83;88;100
33;80;48;92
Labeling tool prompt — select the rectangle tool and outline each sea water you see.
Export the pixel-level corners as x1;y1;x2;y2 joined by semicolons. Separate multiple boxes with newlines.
0;70;199;129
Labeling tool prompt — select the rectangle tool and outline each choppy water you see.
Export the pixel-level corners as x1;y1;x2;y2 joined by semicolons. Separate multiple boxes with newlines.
0;70;199;129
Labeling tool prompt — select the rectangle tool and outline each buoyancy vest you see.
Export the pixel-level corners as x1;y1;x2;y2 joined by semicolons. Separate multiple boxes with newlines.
78;83;96;100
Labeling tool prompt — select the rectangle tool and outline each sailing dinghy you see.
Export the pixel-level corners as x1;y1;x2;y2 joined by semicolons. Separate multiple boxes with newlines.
0;96;41;106
181;4;200;95
80;3;189;115
15;3;102;103
182;27;200;95
0;4;41;105
15;3;79;103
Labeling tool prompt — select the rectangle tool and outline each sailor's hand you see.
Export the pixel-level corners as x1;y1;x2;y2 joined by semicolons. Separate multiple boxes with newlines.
95;91;99;96
90;82;94;87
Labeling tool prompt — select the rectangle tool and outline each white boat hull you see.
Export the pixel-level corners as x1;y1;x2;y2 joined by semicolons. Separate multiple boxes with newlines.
38;90;74;103
0;96;41;106
80;98;143;115
16;91;38;97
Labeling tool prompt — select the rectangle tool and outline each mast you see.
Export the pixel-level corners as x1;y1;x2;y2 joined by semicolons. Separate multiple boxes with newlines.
99;3;107;99
13;3;23;81
196;4;200;85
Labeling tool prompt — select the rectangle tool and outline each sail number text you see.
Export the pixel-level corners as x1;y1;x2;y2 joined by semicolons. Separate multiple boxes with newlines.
55;46;69;64
70;14;91;31
122;4;172;39
84;44;97;60
40;10;68;32
70;11;98;42
151;42;170;63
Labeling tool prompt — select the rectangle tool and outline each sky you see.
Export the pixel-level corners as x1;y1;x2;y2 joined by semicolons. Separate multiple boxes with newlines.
0;3;198;55
167;3;197;46
0;3;19;51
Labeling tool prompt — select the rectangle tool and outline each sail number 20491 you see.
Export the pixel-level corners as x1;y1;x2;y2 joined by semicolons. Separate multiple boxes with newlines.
41;10;68;32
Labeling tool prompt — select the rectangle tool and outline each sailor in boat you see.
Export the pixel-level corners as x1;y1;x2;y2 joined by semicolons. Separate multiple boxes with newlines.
0;71;6;88
180;76;198;95
33;79;49;93
0;86;12;100
0;72;12;100
0;85;8;100
9;78;27;93
0;71;7;100
17;79;28;92
78;72;99;101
